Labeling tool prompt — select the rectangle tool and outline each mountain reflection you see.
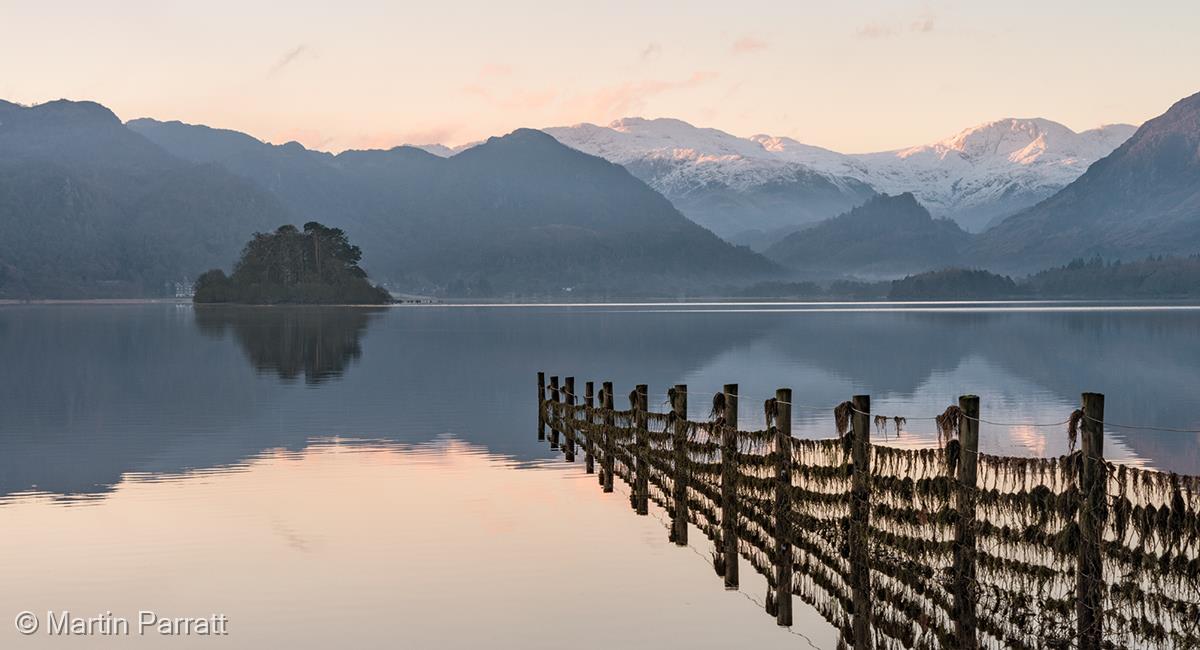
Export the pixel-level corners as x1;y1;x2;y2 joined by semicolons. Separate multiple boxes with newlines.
195;306;383;385
1;303;1199;501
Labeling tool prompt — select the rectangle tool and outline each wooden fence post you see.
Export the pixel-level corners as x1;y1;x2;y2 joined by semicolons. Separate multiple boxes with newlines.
722;383;740;590
775;388;794;627
671;384;689;546
537;372;546;441
1077;392;1106;650
850;394;872;650
602;382;615;493
564;377;576;462
955;395;980;649
635;384;649;515
584;381;595;474
549;376;560;449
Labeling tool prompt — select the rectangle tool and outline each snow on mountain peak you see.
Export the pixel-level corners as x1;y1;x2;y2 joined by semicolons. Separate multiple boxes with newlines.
916;118;1071;159
546;115;1136;234
545;116;821;199
890;117;1131;167
608;116;694;132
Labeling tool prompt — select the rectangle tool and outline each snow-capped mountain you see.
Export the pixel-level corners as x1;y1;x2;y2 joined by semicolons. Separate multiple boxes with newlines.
544;117;1136;241
544;118;875;246
752;118;1136;232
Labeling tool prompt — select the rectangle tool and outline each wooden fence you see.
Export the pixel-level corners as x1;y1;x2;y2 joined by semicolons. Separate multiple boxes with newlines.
536;372;1200;650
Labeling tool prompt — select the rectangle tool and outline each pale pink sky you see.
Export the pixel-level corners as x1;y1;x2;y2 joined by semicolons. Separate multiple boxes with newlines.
2;0;1197;152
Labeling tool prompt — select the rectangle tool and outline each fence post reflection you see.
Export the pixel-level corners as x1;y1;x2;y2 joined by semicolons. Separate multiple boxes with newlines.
849;394;872;650
721;383;740;591
954;395;980;649
564;377;576;463
584;382;595;474
537;372;546;441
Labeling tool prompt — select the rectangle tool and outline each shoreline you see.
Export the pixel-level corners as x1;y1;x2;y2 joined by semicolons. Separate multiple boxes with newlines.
0;298;192;305
5;297;1200;309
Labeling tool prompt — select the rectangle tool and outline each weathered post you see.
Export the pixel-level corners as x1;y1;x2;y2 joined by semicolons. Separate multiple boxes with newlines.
564;377;576;462
721;383;740;590
634;384;649;515
849;394;872;650
774;388;794;627
602;382;615;493
1077;392;1106;650
671;384;689;546
549;376;560;449
537;372;546;441
584;381;595;474
954;395;980;649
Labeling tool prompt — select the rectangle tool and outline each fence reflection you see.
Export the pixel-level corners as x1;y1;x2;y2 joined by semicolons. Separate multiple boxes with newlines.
538;373;1200;650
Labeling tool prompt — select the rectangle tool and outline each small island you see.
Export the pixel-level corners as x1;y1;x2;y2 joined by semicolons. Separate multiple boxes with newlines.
194;222;393;304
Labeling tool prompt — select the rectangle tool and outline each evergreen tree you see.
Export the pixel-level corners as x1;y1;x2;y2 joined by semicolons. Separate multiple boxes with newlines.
194;223;391;304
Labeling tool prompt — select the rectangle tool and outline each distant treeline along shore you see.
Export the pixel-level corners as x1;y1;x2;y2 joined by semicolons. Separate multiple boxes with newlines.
733;256;1200;301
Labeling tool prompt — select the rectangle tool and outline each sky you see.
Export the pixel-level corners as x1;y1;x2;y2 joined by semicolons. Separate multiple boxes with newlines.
2;0;1198;153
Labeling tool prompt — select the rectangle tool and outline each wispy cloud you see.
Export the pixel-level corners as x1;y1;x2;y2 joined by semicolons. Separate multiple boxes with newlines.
478;63;513;78
461;84;557;111
731;36;768;54
910;13;936;33
856;22;895;39
857;12;936;39
496;89;557;111
640;43;662;61
568;71;718;120
462;83;489;98
267;44;310;78
342;125;462;150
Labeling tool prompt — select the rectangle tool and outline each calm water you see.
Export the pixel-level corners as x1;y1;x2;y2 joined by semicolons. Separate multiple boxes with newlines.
1;302;1199;648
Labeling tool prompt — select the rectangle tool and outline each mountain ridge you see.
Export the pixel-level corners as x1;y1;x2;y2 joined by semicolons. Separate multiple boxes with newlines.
128;117;776;296
0;101;290;297
973;90;1200;273
764;193;971;278
545;116;1136;238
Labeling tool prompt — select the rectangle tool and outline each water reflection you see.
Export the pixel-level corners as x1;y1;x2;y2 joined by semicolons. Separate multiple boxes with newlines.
0;438;811;649
540;395;1200;649
195;306;383;384
2;302;1199;648
0;303;1197;503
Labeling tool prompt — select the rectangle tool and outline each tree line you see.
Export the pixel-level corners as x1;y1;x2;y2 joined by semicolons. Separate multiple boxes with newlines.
194;222;392;304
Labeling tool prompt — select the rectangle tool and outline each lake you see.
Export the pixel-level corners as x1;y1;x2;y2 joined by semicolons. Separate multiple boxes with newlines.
1;302;1198;648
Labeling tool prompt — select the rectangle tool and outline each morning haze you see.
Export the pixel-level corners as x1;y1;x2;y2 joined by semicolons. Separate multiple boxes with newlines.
3;0;1197;152
2;3;1199;648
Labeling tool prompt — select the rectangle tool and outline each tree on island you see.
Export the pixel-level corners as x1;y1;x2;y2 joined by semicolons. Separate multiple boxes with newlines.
194;222;392;304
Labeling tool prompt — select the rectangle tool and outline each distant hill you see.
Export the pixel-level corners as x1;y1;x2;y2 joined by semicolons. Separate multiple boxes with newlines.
545;116;1133;243
976;91;1200;274
885;256;1200;299
130;119;775;296
823;119;1135;233
888;268;1022;300
8;90;1198;298
763;193;970;278
0;100;288;298
1025;256;1200;298
545;118;877;246
762;90;1200;281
